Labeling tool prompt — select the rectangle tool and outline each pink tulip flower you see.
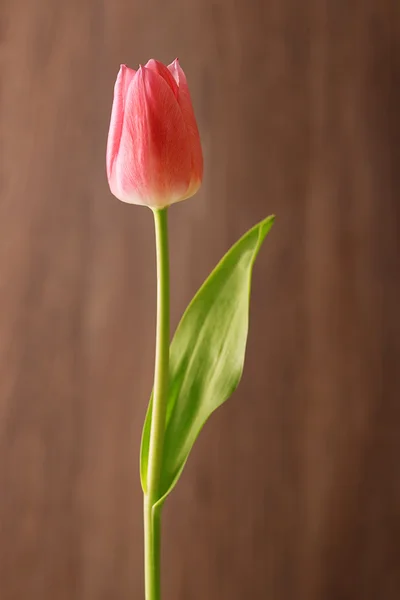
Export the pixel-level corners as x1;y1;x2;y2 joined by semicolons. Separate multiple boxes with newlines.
106;59;203;208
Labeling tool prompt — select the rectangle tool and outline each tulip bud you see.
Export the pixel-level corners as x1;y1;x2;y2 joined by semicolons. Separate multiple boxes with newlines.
106;59;203;208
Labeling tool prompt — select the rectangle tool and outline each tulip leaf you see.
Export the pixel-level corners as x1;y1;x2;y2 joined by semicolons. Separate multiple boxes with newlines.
140;215;275;507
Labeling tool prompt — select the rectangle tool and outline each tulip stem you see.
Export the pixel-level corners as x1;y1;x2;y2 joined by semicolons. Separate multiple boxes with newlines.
144;207;170;600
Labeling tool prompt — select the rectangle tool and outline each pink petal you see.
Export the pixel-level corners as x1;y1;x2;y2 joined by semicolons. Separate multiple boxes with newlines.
106;65;136;181
168;59;203;186
144;59;179;98
167;58;180;85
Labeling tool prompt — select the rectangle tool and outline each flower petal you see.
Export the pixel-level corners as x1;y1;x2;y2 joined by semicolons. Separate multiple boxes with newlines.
144;59;179;98
168;59;203;186
106;65;136;180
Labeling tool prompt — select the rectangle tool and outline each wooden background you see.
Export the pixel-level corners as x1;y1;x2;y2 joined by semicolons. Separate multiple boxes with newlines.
0;0;399;598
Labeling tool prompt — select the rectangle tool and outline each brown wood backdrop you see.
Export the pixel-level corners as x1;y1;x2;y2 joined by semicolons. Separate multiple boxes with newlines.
0;0;399;598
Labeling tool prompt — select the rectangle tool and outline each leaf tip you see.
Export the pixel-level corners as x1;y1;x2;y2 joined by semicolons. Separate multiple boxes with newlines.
258;214;275;241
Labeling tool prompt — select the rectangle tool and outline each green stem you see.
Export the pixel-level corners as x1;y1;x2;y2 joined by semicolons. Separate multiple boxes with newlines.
144;207;170;600
144;499;161;600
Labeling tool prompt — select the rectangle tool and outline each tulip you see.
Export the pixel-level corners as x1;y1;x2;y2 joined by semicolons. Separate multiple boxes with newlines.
106;58;203;208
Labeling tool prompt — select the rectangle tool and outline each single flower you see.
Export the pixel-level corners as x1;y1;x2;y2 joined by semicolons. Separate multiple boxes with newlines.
106;58;203;208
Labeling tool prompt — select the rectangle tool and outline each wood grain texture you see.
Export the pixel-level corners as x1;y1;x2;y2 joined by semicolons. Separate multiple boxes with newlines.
0;0;399;598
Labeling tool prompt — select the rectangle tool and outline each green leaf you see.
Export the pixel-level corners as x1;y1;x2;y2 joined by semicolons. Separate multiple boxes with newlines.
140;215;275;506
